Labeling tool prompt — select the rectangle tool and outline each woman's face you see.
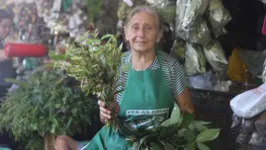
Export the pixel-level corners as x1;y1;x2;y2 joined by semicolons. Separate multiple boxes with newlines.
0;18;12;40
124;11;162;53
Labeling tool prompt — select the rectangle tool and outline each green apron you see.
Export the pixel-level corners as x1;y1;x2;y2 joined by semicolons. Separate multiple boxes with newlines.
81;52;178;150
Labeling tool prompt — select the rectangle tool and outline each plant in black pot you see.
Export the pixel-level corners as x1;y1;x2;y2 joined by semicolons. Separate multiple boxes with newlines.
0;69;97;150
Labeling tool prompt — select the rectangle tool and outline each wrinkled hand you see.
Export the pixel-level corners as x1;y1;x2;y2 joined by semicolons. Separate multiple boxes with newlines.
98;100;120;124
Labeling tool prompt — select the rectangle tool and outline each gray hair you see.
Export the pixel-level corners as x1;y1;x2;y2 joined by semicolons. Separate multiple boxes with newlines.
124;6;162;30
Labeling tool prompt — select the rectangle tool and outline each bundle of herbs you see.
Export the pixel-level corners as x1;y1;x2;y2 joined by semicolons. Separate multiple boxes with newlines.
50;33;123;127
0;69;96;150
131;107;220;150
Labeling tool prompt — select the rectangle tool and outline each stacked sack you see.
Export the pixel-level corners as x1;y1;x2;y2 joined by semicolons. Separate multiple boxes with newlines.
170;0;231;90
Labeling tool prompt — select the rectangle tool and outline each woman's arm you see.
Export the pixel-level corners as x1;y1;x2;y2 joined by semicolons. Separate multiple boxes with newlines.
175;88;194;114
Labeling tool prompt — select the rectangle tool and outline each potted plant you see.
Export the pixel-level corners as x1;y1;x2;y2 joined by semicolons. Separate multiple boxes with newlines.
0;69;97;150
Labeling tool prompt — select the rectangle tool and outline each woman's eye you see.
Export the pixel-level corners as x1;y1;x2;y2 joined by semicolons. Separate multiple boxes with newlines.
145;26;152;30
132;26;139;30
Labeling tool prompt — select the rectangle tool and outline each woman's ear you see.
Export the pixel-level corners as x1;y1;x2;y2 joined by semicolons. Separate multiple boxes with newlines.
156;29;163;43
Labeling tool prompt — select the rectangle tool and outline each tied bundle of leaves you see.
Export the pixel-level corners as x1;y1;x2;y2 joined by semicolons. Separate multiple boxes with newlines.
0;69;96;150
50;33;123;126
131;107;220;150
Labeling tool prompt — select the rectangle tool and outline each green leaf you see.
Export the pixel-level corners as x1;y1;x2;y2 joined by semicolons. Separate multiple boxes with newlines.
132;141;140;150
159;124;178;138
196;129;220;143
150;142;161;150
184;130;196;142
101;34;113;40
160;119;171;127
170;104;181;125
50;123;56;134
192;121;208;132
187;143;195;150
179;113;194;128
178;128;187;137
197;143;210;150
66;118;73;129
198;121;212;125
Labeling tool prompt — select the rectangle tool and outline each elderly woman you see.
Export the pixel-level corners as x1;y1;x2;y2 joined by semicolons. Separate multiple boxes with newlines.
55;5;194;150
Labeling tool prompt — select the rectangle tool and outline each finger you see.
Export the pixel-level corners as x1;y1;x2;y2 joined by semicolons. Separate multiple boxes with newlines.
100;111;112;120
100;106;111;115
97;100;105;107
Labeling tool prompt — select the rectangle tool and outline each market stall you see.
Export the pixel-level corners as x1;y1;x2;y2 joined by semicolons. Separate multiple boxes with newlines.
0;0;266;150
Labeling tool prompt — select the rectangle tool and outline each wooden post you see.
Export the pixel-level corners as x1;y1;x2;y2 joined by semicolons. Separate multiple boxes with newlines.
44;135;55;150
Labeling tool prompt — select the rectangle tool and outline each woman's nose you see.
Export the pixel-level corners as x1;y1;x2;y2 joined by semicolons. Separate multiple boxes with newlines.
136;28;145;37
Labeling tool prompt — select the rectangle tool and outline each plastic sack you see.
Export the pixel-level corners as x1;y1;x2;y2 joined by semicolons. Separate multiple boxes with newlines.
147;0;176;24
188;71;213;90
205;0;231;36
176;18;211;45
230;83;266;118
231;114;242;128
227;48;247;83
185;43;206;75
263;59;266;83
239;50;266;77
188;19;211;45
170;39;186;63
203;41;228;72
214;80;232;92
175;0;209;44
117;0;148;21
249;132;265;146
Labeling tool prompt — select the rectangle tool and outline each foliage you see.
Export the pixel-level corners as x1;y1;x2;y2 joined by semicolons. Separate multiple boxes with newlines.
84;0;102;27
0;69;96;149
50;33;123;126
131;108;220;150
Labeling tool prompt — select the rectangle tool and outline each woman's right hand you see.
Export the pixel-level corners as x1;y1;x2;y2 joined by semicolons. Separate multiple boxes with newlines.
98;100;120;124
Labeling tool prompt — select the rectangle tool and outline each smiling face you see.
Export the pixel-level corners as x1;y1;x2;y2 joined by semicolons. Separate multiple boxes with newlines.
124;11;162;53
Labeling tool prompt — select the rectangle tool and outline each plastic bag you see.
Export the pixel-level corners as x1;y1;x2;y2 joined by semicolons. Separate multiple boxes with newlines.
185;43;206;75
188;71;213;90
262;59;266;83
231;114;242;128
117;0;148;21
214;80;232;92
227;48;247;83
203;41;228;72
188;19;211;45
230;83;266;118
170;39;186;62
249;132;264;146
175;0;209;44
151;0;176;24
205;0;231;36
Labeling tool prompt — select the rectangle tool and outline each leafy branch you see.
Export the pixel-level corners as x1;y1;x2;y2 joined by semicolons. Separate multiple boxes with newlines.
131;107;220;150
50;33;123;126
